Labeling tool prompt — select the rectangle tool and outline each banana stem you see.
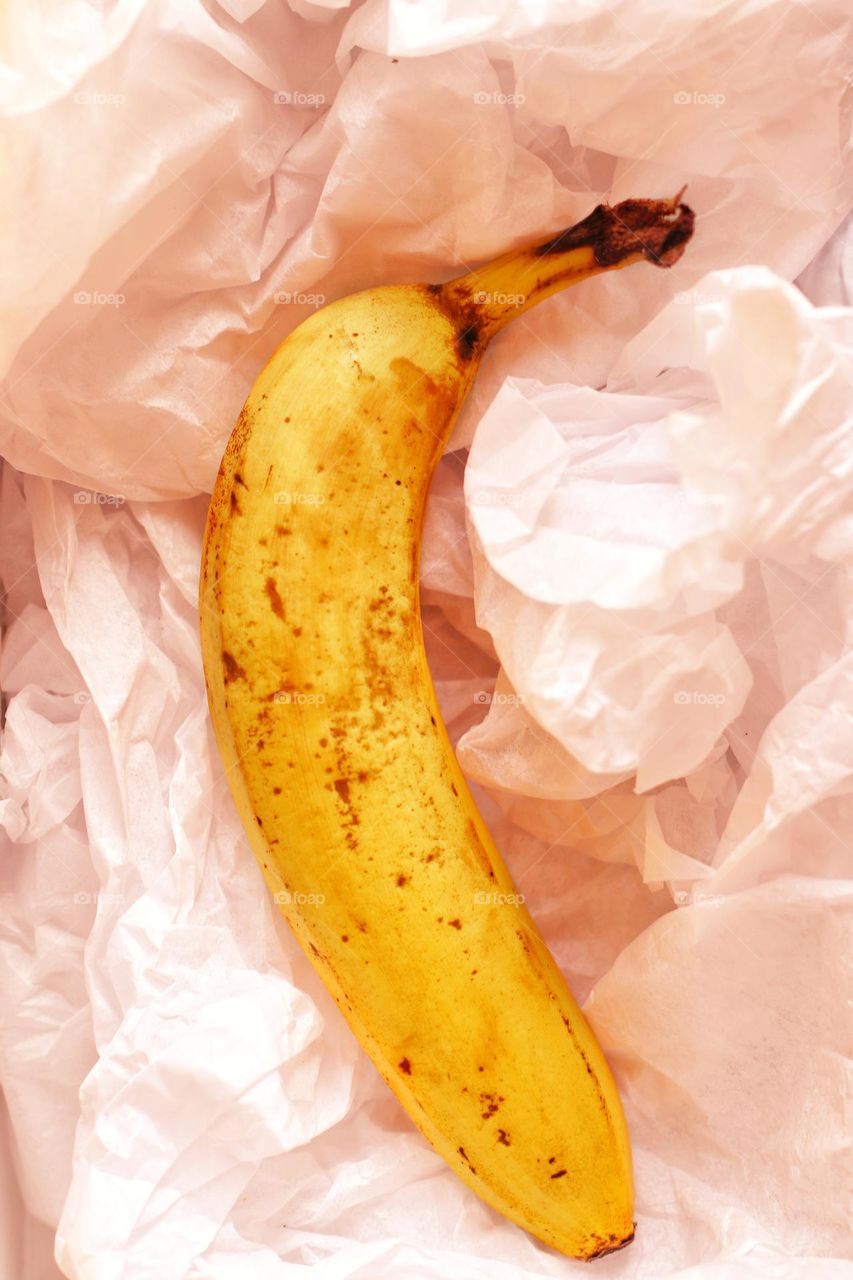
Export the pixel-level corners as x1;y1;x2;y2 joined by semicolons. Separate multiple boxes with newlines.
439;191;694;347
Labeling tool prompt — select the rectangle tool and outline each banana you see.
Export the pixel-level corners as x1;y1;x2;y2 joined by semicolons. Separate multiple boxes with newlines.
200;194;694;1259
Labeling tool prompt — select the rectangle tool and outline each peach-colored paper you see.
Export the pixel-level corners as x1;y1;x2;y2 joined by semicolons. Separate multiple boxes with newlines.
1;1;851;1278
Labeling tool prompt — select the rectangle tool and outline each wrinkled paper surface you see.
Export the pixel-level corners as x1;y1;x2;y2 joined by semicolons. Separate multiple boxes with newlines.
1;1;851;1278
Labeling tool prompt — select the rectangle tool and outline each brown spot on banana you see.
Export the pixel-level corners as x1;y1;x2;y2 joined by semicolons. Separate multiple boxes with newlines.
265;577;285;620
221;651;246;683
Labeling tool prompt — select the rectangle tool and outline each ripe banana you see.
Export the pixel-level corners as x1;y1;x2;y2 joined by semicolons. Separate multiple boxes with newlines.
200;194;694;1259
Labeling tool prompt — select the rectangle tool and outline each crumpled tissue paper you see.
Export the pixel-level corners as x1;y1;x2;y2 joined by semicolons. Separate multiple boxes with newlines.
1;1;851;1278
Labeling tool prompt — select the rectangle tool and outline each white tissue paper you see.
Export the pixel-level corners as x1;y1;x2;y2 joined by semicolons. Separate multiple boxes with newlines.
1;0;851;1277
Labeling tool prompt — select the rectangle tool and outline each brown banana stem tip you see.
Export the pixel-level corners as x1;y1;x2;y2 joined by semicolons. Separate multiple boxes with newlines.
534;189;695;269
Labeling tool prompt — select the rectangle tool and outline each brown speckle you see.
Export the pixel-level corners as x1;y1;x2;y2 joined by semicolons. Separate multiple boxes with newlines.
497;1130;511;1146
222;651;246;683
265;577;285;619
449;918;462;930
550;1169;568;1180
480;1091;504;1120
399;1057;412;1075
457;323;479;360
396;873;410;887
334;778;350;805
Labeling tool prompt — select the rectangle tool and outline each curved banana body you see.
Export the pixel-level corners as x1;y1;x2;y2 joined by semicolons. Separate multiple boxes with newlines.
200;196;693;1259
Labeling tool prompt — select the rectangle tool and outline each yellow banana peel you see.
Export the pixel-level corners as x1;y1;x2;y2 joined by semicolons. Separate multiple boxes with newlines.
200;193;694;1259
